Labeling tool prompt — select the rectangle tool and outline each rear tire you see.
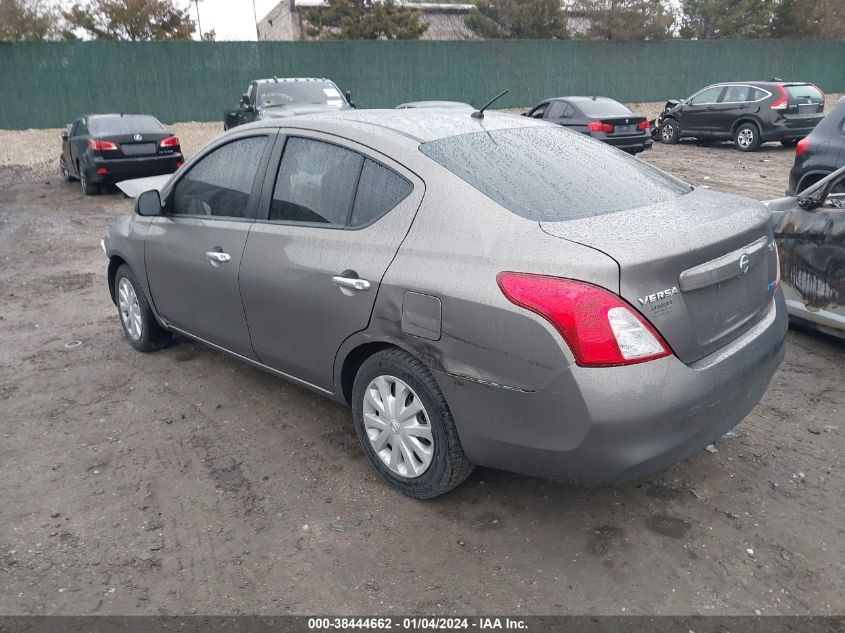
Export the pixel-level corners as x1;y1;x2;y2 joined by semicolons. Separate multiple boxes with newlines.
781;139;799;148
114;264;171;352
658;119;680;144
79;164;100;196
352;348;473;499
734;123;761;152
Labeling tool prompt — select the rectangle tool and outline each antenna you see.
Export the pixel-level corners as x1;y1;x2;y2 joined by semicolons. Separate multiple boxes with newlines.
471;89;509;119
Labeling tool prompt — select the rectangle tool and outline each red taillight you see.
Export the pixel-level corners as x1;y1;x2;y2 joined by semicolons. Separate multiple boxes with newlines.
795;137;810;156
496;272;672;367
175;161;183;168
587;121;614;133
88;138;118;151
770;84;788;110
637;120;649;130
160;135;180;148
96;167;107;175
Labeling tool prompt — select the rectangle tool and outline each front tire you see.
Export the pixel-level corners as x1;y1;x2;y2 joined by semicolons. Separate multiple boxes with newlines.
734;123;761;152
114;264;171;352
352;349;473;499
60;156;75;182
659;119;680;144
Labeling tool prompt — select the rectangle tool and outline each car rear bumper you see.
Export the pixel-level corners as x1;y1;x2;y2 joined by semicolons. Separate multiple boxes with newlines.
596;134;653;152
87;154;182;184
761;120;821;142
434;291;787;485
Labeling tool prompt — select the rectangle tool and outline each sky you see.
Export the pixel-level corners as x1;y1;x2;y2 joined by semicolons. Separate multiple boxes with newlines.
190;0;281;41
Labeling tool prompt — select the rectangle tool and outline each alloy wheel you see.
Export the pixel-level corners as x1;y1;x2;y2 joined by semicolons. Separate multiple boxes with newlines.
118;277;143;341
661;123;674;142
362;375;433;478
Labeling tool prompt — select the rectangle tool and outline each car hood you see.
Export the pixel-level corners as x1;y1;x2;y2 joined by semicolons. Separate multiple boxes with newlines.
257;105;350;119
115;174;172;198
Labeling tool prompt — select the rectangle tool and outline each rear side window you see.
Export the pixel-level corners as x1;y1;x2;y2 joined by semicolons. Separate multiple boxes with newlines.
786;84;823;103
576;99;631;117
172;136;267;219
351;159;413;227
750;88;768;101
89;115;165;135
271;138;363;225
721;85;751;103
420;126;691;222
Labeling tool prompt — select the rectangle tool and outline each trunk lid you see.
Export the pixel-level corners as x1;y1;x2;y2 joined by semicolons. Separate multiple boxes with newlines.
92;132;175;159
540;188;779;364
595;116;648;138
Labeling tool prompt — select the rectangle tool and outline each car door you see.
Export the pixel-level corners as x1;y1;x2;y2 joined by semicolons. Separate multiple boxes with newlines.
680;86;725;135
68;119;87;176
62;120;79;174
527;102;549;120
712;85;753;135
144;132;276;358
544;101;574;128
238;83;257;127
239;133;424;391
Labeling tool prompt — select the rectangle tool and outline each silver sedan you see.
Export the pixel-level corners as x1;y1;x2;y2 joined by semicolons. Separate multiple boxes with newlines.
104;110;787;498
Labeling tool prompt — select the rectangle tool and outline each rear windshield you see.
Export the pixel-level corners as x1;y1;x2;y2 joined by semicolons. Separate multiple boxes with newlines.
89;115;165;135
786;84;823;103
419;126;691;222
576;99;632;117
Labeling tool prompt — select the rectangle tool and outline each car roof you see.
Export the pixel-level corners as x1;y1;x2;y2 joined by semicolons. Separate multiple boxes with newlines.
254;77;334;84
84;113;158;119
549;96;618;103
248;108;546;145
396;101;474;109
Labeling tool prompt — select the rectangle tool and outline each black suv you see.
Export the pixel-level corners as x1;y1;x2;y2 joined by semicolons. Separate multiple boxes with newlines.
788;97;845;195
223;77;354;130
658;81;825;152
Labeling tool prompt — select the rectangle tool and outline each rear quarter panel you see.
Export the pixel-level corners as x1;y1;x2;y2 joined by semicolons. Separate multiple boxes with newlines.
363;171;619;393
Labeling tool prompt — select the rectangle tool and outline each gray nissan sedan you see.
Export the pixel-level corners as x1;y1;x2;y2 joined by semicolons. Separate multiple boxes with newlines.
103;110;787;498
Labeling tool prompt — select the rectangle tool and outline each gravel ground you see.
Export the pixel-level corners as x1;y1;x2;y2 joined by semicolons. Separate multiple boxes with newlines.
0;106;843;617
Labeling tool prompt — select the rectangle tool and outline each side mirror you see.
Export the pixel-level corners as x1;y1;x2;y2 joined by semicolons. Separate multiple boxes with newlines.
61;131;69;140
135;189;163;216
345;90;356;108
241;93;250;106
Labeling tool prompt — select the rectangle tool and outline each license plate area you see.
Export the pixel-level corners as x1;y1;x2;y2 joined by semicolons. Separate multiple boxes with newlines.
121;142;157;156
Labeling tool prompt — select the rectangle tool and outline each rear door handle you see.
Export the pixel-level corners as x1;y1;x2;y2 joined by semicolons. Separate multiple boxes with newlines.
332;276;371;292
206;250;231;264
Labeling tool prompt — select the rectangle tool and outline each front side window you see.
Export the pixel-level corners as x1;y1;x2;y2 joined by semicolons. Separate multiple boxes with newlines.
530;104;548;119
689;86;723;105
270;138;363;225
171;136;267;219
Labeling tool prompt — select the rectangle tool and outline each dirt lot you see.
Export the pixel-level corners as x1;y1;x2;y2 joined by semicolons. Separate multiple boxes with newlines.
0;117;843;617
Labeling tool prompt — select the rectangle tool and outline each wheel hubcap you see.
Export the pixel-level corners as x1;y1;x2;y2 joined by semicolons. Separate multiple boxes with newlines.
738;129;753;148
661;124;673;141
117;277;143;341
362;375;433;478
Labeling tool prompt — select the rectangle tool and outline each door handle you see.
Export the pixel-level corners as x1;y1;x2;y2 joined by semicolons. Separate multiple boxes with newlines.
206;250;231;264
332;276;371;292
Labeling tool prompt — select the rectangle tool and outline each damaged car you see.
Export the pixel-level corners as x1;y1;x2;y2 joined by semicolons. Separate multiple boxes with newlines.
767;165;845;339
104;110;787;498
223;77;354;130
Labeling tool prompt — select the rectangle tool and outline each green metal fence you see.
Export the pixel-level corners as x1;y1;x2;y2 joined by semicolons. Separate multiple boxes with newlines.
1;39;843;129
